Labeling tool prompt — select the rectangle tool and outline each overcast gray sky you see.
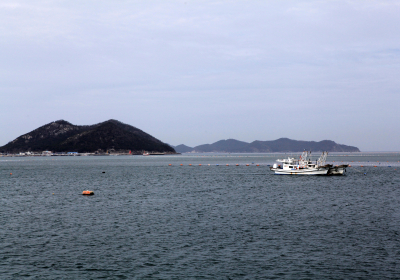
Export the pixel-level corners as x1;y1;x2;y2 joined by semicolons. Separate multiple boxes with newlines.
1;1;399;151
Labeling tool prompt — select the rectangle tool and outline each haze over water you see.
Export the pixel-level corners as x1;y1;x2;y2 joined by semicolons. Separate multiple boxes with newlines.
1;153;400;279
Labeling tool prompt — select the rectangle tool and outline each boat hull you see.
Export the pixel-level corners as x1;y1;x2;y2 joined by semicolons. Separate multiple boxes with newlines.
327;165;348;175
270;168;329;175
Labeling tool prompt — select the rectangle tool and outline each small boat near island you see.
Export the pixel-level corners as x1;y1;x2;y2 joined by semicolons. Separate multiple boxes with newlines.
143;152;166;156
270;151;347;175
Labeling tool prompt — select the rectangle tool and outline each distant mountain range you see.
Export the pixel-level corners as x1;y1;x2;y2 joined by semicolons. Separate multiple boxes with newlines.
172;138;360;153
0;120;360;154
0;120;176;154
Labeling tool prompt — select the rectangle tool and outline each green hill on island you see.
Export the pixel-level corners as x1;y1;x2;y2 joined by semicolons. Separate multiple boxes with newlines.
0;119;176;154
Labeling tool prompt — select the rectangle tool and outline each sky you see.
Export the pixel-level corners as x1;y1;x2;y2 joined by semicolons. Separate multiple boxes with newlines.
1;1;399;151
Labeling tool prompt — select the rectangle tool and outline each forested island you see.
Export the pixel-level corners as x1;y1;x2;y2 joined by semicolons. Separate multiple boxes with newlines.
0;119;175;154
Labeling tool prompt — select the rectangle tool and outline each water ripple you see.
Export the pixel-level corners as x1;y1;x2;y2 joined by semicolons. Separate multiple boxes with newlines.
0;155;400;279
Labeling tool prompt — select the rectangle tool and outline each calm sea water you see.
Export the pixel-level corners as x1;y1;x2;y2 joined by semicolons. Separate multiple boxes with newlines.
1;153;400;279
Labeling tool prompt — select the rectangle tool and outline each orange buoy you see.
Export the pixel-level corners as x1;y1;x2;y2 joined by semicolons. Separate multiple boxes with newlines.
180;164;183;166
189;164;192;166
10;173;12;175
168;164;172;166
374;166;377;167
199;164;202;166
256;164;259;166
236;164;239;166
246;164;249;166
82;190;94;195
226;164;229;166
360;165;364;167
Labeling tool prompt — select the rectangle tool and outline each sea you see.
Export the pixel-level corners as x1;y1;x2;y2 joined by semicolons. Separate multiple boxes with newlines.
1;152;400;279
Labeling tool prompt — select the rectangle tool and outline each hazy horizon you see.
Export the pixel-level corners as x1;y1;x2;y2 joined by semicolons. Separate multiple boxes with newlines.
1;1;399;151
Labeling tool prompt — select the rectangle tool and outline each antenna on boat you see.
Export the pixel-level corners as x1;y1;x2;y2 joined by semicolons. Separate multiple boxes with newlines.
317;151;328;166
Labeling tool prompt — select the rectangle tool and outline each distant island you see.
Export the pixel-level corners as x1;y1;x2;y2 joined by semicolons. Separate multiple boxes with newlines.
171;138;360;153
0;119;176;154
0;120;360;155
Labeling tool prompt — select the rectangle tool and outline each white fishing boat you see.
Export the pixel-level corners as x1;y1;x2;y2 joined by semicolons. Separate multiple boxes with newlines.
270;151;329;175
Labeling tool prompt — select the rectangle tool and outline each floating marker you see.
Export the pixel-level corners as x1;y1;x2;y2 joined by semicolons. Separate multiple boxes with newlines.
10;173;12;175
180;164;183;166
226;164;229;166
199;164;202;166
189;164;192;166
256;164;259;166
82;190;94;195
168;164;172;166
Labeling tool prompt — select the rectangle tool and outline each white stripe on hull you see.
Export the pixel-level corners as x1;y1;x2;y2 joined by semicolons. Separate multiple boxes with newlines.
271;168;328;175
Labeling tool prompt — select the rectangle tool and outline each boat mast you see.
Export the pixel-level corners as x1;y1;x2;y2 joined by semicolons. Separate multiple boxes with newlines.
299;150;309;167
317;151;328;166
